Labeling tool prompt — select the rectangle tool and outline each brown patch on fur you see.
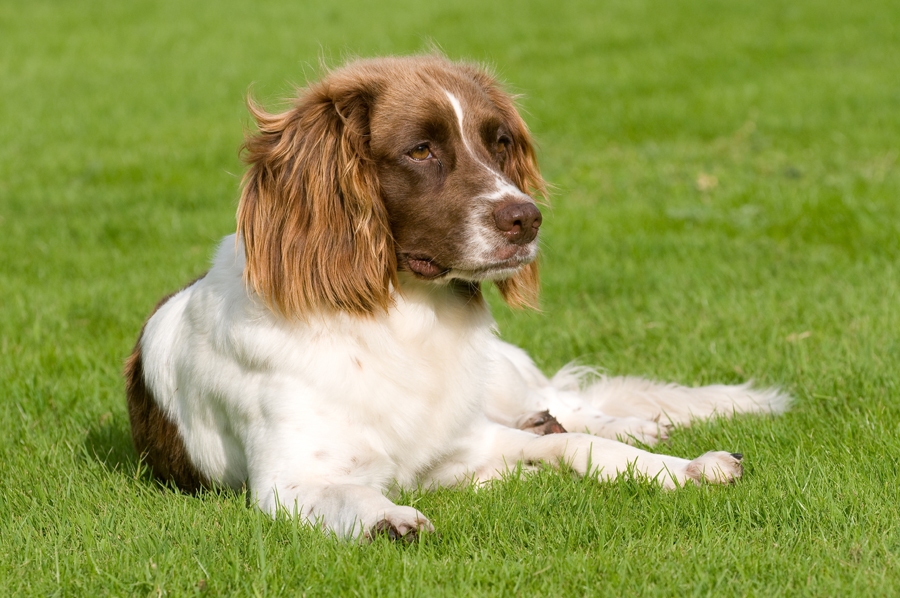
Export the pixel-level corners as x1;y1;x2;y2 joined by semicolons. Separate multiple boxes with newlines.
237;71;396;318
518;409;567;435
125;278;209;493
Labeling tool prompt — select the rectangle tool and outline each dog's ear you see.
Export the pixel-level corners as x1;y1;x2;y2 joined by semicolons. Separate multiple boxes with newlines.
494;260;540;310
471;68;547;310
237;74;396;318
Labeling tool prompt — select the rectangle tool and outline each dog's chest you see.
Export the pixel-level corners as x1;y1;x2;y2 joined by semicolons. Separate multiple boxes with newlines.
318;294;493;444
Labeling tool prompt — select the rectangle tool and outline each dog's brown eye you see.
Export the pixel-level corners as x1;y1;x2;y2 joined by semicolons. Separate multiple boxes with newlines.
496;136;511;154
408;144;432;161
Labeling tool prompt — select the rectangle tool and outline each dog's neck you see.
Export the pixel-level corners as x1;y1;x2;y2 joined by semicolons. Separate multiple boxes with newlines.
394;272;486;309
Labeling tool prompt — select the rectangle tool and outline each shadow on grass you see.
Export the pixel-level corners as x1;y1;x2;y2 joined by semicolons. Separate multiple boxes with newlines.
81;414;248;503
82;415;143;477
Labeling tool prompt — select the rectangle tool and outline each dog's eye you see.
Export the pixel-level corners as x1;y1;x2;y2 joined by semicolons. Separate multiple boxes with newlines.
408;144;433;161
496;136;511;154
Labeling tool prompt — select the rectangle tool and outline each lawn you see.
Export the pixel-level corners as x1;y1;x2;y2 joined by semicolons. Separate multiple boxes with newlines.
2;0;899;595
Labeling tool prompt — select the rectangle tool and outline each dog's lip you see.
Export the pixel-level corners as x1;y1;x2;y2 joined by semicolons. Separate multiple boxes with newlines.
402;244;536;281
454;247;537;279
405;255;451;279
467;255;528;276
493;245;520;262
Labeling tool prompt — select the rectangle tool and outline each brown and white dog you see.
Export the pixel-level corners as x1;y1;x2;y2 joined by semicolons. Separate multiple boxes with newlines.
125;55;788;541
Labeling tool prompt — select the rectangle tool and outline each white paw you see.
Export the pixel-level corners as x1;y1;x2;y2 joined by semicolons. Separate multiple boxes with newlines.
562;413;669;446
364;506;434;543
685;451;744;485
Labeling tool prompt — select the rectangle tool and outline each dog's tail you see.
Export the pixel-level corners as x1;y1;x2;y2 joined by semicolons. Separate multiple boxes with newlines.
551;365;791;427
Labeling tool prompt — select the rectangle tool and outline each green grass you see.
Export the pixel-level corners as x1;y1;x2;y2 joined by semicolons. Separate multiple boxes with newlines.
2;0;899;595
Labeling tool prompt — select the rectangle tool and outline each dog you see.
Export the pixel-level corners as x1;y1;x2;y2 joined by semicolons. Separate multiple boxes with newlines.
125;55;789;541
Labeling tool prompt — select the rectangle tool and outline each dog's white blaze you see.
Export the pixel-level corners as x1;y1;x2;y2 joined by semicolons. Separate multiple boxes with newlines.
444;90;472;153
481;179;527;201
443;89;514;199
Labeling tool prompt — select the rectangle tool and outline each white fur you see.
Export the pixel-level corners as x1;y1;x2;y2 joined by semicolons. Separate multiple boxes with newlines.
138;235;789;540
444;90;478;162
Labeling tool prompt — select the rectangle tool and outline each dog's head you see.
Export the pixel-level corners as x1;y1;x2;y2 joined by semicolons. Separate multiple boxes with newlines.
237;55;547;317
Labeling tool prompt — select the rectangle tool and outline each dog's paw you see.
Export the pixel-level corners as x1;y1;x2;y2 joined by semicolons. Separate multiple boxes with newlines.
517;410;567;435
365;507;434;543
684;451;744;485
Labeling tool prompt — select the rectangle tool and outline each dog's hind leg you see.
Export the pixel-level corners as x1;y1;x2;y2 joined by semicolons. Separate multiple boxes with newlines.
474;424;744;489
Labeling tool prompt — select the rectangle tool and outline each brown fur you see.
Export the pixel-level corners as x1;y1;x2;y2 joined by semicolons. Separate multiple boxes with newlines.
124;283;209;493
518;410;567;435
237;55;547;317
463;64;547;200
495;260;541;310
237;68;397;318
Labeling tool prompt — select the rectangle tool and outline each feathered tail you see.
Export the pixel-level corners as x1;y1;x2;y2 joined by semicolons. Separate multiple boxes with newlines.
551;365;791;428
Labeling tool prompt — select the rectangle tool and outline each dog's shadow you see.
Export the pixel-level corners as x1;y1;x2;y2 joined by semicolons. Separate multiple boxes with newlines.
82;412;142;477
82;413;248;501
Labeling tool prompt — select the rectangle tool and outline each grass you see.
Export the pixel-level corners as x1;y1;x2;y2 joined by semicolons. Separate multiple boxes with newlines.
2;0;899;595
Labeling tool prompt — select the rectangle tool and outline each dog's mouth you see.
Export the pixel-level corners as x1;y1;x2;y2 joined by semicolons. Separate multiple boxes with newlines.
403;245;535;282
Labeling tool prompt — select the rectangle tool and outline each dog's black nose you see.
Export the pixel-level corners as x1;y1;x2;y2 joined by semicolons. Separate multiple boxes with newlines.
493;202;542;245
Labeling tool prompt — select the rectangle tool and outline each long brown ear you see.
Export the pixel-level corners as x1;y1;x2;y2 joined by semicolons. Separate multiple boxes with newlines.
472;67;547;310
237;74;396;318
494;260;540;310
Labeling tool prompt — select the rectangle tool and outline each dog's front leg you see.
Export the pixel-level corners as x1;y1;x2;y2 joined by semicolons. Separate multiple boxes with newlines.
251;481;433;542
477;426;743;488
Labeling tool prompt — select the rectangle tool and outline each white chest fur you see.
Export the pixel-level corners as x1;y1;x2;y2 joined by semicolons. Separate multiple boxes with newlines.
140;236;499;491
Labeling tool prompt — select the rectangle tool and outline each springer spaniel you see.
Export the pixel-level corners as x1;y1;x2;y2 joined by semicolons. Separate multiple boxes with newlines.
126;55;788;541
